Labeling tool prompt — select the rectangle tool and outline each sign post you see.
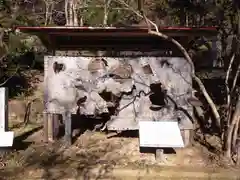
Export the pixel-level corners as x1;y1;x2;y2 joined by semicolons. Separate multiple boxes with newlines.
0;88;14;147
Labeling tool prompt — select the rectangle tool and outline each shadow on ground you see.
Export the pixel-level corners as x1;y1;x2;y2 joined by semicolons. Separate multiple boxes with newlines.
0;117;131;179
13;126;43;151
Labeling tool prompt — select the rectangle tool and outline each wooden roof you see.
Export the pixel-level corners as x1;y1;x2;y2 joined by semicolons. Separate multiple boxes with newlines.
17;26;218;51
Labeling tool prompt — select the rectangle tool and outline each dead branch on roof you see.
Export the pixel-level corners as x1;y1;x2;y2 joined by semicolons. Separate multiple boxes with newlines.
113;0;221;129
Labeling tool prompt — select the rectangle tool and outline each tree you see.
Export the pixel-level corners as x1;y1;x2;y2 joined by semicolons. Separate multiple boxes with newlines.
0;0;43;90
222;0;240;163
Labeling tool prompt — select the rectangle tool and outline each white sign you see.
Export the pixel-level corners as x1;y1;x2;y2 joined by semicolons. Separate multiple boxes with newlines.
0;88;14;147
139;121;184;148
0;132;14;147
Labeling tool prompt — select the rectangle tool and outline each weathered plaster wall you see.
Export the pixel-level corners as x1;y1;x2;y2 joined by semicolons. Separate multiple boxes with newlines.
44;51;193;130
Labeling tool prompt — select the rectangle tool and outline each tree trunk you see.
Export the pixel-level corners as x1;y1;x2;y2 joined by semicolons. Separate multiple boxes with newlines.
79;16;83;26
65;0;69;25
232;117;240;152
186;12;189;27
49;3;54;25
73;0;79;26
224;96;240;159
69;0;73;26
44;3;50;26
103;0;111;26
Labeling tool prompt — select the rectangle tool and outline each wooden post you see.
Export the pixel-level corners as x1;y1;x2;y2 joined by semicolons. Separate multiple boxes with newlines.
48;114;54;142
236;138;240;165
44;44;56;143
155;149;165;162
63;111;72;146
53;114;60;139
47;113;60;142
43;112;48;143
181;129;193;147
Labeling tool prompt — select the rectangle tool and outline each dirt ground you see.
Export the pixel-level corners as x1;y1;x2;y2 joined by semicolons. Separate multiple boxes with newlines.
0;122;239;180
1;75;240;179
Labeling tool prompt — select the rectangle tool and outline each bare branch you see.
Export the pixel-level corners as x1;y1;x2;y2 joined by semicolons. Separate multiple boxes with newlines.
114;0;159;32
225;54;235;106
114;0;221;128
225;96;240;159
231;61;240;95
65;0;70;26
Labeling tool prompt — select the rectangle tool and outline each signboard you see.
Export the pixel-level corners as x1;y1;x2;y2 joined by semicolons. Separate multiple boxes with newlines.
139;121;184;148
0;88;14;147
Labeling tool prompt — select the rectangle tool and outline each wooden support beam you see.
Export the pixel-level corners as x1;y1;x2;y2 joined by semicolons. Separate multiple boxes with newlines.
155;149;165;162
53;114;60;139
48;114;54;142
181;129;193;147
43;112;48;143
63;111;72;146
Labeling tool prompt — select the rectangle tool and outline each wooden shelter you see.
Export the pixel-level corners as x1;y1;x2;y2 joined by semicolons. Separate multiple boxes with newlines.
17;26;218;146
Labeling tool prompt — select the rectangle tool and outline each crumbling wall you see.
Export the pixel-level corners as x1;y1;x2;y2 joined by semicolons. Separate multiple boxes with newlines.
44;51;193;130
